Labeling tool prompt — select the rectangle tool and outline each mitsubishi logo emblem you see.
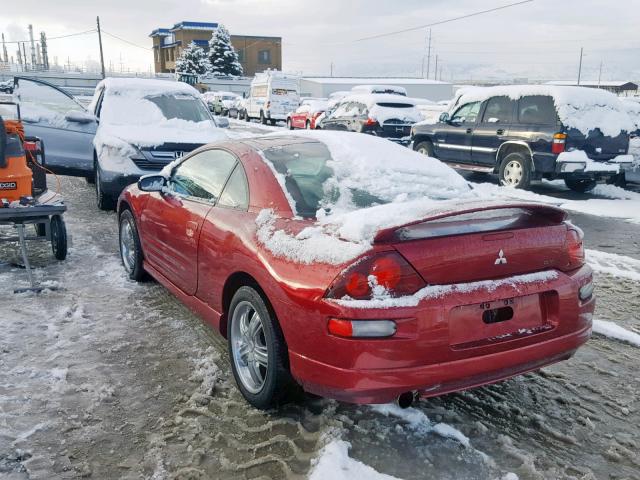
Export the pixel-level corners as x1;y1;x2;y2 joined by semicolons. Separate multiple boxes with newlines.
495;249;508;265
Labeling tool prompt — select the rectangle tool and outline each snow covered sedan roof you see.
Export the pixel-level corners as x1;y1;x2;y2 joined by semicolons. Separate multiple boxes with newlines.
453;85;635;137
96;77;199;97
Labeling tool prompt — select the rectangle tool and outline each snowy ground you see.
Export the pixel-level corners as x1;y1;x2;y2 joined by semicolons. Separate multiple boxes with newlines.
1;128;640;479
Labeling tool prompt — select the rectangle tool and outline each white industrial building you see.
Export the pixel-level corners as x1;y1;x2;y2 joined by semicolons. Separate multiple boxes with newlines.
300;77;454;102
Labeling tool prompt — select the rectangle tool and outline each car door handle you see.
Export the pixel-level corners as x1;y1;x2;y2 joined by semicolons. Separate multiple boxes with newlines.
496;129;504;135
466;128;473;134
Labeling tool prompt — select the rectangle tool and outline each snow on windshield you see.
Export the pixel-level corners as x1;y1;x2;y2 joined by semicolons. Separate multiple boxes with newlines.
453;85;635;137
94;78;226;153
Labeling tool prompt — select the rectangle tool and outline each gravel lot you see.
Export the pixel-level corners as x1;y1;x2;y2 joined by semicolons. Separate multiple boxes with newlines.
1;137;639;479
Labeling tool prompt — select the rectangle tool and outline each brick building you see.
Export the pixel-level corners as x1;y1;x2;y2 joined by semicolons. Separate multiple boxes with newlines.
150;21;281;76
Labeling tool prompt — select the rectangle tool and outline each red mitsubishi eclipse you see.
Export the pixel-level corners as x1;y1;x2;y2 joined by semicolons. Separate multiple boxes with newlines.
117;131;594;409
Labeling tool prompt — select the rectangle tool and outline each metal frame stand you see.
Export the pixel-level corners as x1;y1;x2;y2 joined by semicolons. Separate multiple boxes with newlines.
13;223;45;293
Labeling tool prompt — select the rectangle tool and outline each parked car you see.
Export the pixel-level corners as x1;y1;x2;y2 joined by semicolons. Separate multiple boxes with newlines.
286;98;328;130
245;71;300;125
209;91;241;117
350;84;408;96
319;93;422;143
411;85;635;192
90;78;227;210
117;131;594;409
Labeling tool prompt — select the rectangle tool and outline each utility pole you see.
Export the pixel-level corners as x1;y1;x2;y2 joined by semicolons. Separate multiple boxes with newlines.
96;16;106;79
28;24;37;67
425;29;432;79
21;42;28;70
1;33;8;63
597;60;602;87
434;54;438;81
40;32;49;70
577;47;583;86
330;61;334;77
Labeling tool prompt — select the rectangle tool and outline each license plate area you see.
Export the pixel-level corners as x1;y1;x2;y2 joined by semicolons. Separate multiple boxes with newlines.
449;294;547;347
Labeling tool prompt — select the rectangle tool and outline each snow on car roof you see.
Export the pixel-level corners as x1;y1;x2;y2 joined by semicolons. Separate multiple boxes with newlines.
454;85;635;137
97;77;199;97
338;93;417;108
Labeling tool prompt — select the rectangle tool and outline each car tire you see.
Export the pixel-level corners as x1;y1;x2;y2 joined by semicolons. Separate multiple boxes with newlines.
50;214;67;261
564;178;597;193
228;286;293;409
286;118;293;130
269;119;276;126
260;111;267;125
118;209;146;281
414;140;434;157
95;161;116;211
305;120;311;130
499;152;531;189
85;175;95;184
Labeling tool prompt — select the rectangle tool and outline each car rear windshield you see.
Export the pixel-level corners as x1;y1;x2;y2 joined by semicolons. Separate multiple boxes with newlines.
262;142;385;218
146;93;211;122
375;102;414;108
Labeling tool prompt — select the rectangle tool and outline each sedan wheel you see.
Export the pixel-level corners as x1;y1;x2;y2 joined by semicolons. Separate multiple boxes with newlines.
227;286;294;409
231;301;269;394
118;209;145;281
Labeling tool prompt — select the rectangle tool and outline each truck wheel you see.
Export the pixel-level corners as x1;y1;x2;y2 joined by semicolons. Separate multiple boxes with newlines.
565;178;597;193
269;119;276;126
50;215;67;261
260;111;267;125
414;140;434;157
95;161;116;211
499;152;531;189
228;286;294;409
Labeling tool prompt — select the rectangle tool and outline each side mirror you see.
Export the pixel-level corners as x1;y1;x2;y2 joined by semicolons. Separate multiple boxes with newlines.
138;174;166;192
65;110;96;124
0;116;6;168
214;116;230;128
438;112;450;123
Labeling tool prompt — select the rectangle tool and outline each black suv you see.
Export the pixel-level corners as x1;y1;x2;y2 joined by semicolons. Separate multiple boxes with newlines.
411;93;631;191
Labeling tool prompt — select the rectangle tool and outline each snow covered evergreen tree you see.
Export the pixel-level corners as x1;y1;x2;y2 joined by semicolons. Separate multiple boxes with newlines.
175;41;210;75
207;25;244;77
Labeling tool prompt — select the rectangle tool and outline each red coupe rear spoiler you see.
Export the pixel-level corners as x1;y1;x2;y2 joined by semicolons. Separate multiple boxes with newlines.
373;202;568;243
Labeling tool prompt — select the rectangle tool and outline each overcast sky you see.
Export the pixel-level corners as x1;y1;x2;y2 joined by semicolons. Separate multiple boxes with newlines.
1;0;638;82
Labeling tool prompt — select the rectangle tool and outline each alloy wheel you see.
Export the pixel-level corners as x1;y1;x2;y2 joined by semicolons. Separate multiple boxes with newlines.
119;218;136;274
230;301;269;394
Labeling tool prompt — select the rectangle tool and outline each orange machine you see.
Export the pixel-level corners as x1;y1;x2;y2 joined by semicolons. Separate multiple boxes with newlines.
0;118;33;203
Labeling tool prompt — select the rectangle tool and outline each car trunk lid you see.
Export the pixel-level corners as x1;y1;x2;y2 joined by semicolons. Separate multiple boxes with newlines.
375;203;570;285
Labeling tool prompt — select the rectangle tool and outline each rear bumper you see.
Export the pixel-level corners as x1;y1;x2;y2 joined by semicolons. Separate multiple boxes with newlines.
286;266;594;404
290;323;590;404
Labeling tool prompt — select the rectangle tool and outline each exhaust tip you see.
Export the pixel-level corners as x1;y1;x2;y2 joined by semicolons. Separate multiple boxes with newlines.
396;391;416;409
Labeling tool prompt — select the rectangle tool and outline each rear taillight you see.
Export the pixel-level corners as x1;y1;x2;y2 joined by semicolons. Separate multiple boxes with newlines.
325;252;426;300
565;224;585;269
327;318;397;338
552;133;567;154
364;117;379;127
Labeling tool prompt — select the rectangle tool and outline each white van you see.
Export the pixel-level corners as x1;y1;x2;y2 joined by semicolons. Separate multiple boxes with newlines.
246;71;300;125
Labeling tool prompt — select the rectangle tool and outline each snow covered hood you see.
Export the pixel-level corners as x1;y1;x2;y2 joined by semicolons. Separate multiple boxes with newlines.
252;131;555;265
454;85;635;137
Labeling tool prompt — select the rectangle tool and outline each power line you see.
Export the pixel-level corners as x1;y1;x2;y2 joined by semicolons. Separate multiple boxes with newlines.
101;30;151;50
355;0;534;42
3;29;96;44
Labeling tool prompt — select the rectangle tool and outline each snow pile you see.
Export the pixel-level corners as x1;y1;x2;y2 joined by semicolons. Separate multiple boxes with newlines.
297;99;328;114
335;270;558;309
372;403;470;447
92;78;226;163
593;320;640;347
586;249;640;282
308;440;401;480
453;85;635;137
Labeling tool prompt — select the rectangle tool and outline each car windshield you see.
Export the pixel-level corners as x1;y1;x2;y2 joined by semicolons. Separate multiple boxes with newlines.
262;141;385;218
146;94;211;122
101;91;211;125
